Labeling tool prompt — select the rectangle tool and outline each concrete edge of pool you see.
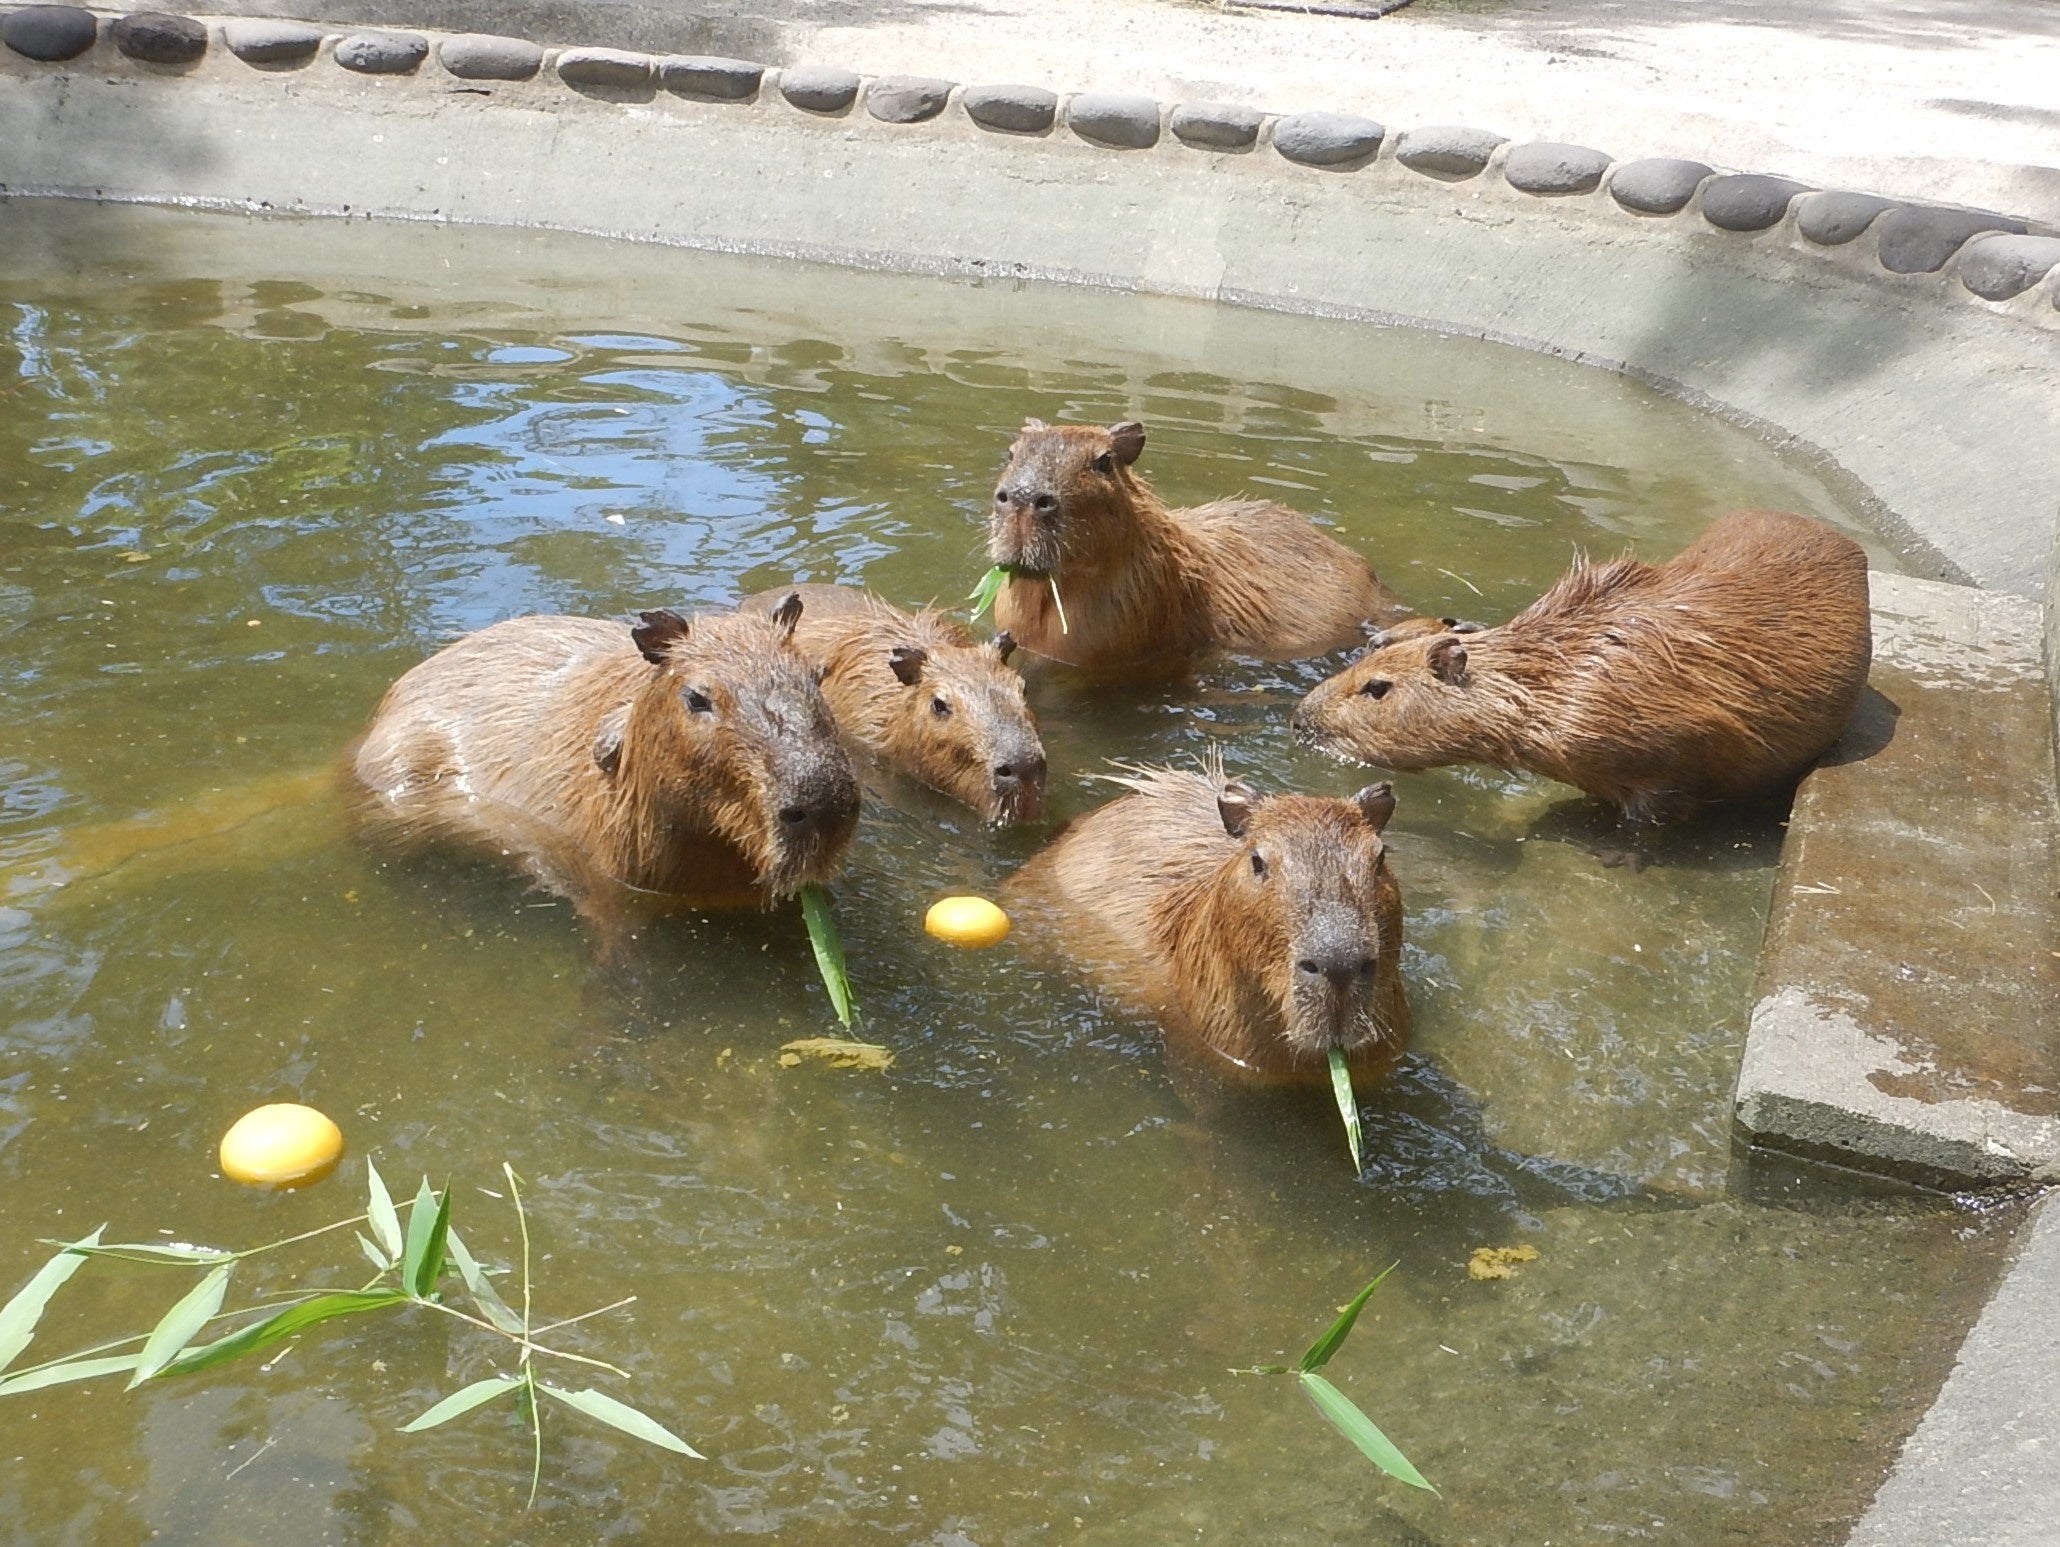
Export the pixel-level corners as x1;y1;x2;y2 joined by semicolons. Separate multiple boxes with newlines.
2;10;2057;1542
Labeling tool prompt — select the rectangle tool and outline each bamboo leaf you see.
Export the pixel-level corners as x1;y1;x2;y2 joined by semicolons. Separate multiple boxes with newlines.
401;1375;523;1432
365;1160;404;1262
160;1290;407;1377
1298;1372;1436;1493
446;1230;524;1336
799;884;855;1028
1327;1047;1366;1174
63;1242;233;1264
0;1353;140;1396
967;565;1009;622
357;1233;391;1273
1297;1264;1398;1374
128;1262;232;1387
400;1180;452;1301
0;1227;103;1374
539;1383;703;1458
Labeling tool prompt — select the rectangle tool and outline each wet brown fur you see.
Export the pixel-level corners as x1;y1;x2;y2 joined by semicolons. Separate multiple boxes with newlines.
1293;510;1873;822
740;583;1047;823
1006;764;1410;1087
353;605;859;908
988;420;1409;675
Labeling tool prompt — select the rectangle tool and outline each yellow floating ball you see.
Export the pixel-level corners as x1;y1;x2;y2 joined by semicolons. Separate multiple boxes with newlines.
925;895;1011;949
219;1103;345;1189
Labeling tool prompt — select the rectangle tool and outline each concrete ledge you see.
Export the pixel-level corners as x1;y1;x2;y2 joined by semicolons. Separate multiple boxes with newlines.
1848;1194;2060;1545
1736;572;2060;1187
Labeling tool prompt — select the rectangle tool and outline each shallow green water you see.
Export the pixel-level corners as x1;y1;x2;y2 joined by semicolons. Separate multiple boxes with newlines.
0;200;2013;1545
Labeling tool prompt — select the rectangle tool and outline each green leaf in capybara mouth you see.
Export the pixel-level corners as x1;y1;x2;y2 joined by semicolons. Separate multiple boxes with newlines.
1328;1047;1365;1174
799;883;855;1027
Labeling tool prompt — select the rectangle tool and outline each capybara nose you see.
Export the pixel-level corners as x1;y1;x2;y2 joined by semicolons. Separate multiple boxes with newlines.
993;752;1048;789
1298;953;1374;993
779;805;809;828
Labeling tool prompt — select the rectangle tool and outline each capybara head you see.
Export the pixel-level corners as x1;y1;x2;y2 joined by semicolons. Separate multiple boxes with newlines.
879;628;1047;823
1199;777;1404;1059
612;594;860;896
989;418;1149;576
1292;631;1503;772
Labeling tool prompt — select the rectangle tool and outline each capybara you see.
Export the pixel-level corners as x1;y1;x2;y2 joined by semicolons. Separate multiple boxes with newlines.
739;583;1046;823
1292;509;1873;822
986;419;1410;674
1007;763;1410;1086
353;594;860;908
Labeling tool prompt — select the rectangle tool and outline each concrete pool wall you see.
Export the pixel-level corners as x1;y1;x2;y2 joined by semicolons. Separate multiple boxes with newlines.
3;8;2058;1539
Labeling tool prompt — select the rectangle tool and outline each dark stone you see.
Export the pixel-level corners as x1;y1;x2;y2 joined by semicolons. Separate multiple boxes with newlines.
2;6;96;61
334;31;426;74
438;33;543;81
110;12;206;65
1608;157;1712;215
1067;91;1160;149
1700;173;1810;232
1955;234;2060;301
1502;141;1611;195
1876;206;2028;274
1393;125;1506;180
963;83;1058;135
556;47;652;89
658;54;762;100
1169;101;1264;150
1272;111;1383;167
1796;191;1902;246
221;18;321;64
866;75;953;124
778;65;860;114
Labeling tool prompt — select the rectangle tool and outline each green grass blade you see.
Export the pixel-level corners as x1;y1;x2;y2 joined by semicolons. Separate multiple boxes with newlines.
128;1262;232;1387
401;1375;523;1433
1048;575;1069;634
539;1383;704;1458
0;1227;103;1374
446;1229;524;1335
1298;1371;1436;1493
0;1353;140;1396
968;565;1009;621
160;1290;407;1377
365;1160;404;1262
799;883;855;1027
1298;1263;1399;1374
1327;1048;1365;1174
401;1179;452;1300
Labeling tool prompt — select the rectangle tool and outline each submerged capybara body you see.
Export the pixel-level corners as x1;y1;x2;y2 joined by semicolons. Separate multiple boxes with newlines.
1007;765;1410;1086
353;597;859;907
740;583;1046;823
986;419;1409;675
1293;509;1873;822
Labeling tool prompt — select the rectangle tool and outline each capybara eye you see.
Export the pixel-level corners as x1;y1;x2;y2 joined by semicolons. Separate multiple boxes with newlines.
683;688;715;715
1249;850;1268;879
1091;452;1114;475
930;696;952;718
1360;680;1393;700
994;489;1007;504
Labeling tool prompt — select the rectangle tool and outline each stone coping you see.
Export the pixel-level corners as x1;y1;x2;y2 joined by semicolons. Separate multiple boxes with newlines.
0;6;2054;303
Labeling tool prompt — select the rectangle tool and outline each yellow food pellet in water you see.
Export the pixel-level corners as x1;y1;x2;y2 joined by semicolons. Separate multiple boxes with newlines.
218;1103;344;1189
924;895;1011;949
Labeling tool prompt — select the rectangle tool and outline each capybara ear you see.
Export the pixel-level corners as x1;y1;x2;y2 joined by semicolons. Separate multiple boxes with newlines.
768;590;804;640
991;630;1018;665
632;609;690;664
1441;617;1487;635
1217;779;1256;838
1429;638;1469;685
1108;421;1146;466
1021;417;1048;433
888;645;928;686
593;725;623;777
1354;781;1397;832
